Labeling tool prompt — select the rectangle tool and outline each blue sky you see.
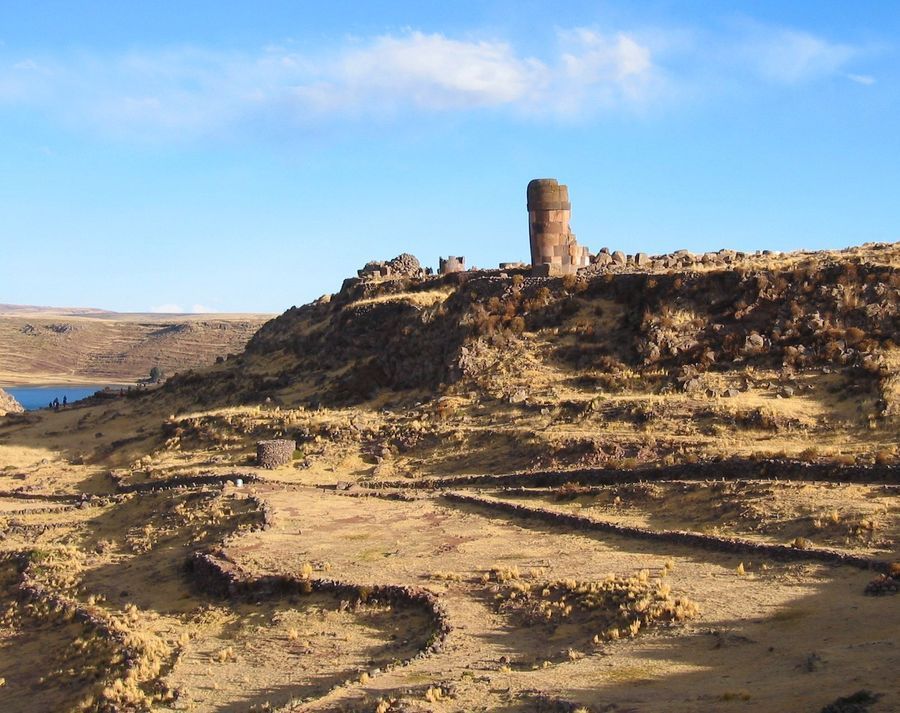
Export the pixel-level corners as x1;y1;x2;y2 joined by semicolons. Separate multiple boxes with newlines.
1;1;897;313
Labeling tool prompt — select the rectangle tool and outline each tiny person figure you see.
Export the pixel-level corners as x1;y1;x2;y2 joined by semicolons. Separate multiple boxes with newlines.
53;397;60;411
62;395;67;407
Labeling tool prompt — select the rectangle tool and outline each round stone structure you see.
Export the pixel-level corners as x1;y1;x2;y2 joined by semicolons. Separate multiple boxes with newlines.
526;178;590;275
256;439;296;469
439;256;466;274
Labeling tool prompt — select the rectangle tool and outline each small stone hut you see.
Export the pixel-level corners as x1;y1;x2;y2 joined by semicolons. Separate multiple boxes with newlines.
256;439;296;469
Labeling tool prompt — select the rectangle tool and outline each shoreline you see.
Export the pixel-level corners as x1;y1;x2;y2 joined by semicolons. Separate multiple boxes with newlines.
1;378;137;388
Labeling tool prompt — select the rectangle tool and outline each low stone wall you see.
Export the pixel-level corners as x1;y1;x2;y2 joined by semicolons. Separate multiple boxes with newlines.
443;491;891;573
117;473;258;493
372;459;900;490
256;440;296;469
188;550;451;657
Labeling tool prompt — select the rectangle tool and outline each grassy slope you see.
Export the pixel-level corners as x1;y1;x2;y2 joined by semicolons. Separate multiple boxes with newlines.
0;307;272;385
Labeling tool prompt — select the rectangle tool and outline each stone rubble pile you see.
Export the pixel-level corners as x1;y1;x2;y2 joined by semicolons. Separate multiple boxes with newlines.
358;253;426;280
864;574;899;596
589;247;754;273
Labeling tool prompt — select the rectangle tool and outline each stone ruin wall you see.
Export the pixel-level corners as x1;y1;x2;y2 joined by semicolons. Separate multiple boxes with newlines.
527;178;591;276
256;439;296;469
439;256;466;274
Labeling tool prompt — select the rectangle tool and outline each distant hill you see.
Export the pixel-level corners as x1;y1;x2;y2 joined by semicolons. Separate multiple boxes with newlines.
0;303;116;317
0;306;273;385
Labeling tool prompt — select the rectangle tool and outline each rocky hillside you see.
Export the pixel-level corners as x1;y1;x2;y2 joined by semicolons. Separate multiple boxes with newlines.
0;306;272;385
0;388;23;416
165;242;898;420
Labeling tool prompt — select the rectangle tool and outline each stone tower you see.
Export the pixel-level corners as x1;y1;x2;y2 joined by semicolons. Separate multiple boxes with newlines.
527;178;590;275
439;256;466;274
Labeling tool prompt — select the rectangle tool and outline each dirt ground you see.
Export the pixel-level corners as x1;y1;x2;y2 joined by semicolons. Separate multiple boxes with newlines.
0;244;897;711
0;392;896;713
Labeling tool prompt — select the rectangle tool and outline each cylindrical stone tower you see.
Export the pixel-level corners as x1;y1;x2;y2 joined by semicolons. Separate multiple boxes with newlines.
439;256;466;274
527;178;590;275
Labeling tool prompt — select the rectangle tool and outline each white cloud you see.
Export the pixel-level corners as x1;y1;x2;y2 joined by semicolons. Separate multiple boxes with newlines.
846;73;876;85
338;32;539;110
551;29;663;114
150;302;217;313
0;23;877;139
0;30;657;138
732;25;858;84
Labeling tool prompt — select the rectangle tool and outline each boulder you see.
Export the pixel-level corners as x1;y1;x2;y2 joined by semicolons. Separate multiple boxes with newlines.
745;333;765;351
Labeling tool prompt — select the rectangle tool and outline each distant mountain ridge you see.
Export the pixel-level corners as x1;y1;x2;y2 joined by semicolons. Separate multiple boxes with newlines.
0;303;116;317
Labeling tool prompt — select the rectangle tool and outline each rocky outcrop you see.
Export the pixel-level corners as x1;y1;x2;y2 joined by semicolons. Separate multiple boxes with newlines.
0;387;23;416
172;241;898;413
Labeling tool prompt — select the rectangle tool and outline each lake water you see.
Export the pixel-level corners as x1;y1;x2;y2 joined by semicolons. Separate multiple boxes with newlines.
4;385;117;411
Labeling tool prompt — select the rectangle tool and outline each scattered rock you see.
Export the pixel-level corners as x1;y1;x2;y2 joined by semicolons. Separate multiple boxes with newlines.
864;574;899;596
509;390;528;404
820;690;882;713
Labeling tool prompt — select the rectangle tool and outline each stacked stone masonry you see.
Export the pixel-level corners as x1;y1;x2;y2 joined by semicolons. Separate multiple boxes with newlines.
527;178;591;276
256;439;296;469
439;256;466;274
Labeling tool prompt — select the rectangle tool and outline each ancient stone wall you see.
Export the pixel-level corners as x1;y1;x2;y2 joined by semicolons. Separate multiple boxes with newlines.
256;439;296;469
527;178;591;276
439;256;466;274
